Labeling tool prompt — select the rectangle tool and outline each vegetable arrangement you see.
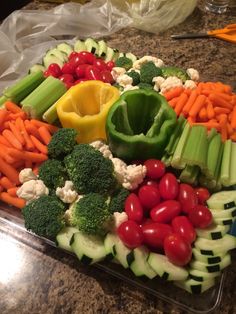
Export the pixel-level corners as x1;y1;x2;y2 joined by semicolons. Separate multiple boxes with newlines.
0;37;235;296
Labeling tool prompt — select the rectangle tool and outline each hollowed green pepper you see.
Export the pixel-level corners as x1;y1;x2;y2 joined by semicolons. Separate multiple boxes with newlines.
106;89;176;161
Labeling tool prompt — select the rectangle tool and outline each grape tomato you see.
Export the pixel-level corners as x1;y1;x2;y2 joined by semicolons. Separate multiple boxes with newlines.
159;173;179;200
171;216;196;244
77;51;96;64
47;63;62;77
100;70;114;84
188;204;213;229
85;66;102;80
106;60;115;71
142;222;173;249
178;183;198;214
125;193;143;223
75;64;89;78
144;159;165;180
117;220;144;249
195;187;210;205
138;185;160;210
93;58;107;71
150;200;181;224
61;62;75;75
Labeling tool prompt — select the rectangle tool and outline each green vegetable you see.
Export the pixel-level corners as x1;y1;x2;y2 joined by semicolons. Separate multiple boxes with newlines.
126;70;140;86
205;132;223;179
137;83;153;90
161;66;190;82
48;128;78;159
22;195;66;239
220;140;236;187
68;193;113;236
64;144;117;194
115;56;133;71
140;62;162;85
21;76;67;119
106;89;176;161
109;188;130;213
42;102;58;124
0;95;8;107
179;164;200;185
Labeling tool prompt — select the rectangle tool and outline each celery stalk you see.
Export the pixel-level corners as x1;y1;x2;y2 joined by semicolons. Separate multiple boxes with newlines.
220;140;232;186
165;115;186;155
207;127;218;142
179;165;199;185
205;133;223;179
161;152;172;167
0;95;8;107
199;174;217;190
228;141;236;186
42;102;58;124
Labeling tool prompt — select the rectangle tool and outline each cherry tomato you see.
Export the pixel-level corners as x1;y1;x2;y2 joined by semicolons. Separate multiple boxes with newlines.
43;70;55;78
75;64;89;78
159;172;179;200
73;79;87;85
93;58;107;71
61;62;75;75
188;204;213;229
68;51;79;61
85;65;102;80
138;185;160;210
77;51;96;64
195;187;210;205
178;183;198;214
106;60;115;71
164;233;192;266
125;193;143;223
47;63;62;77
59;74;74;84
144;159;165;180
142;222;173;249
117;220;144;249
142;178;159;190
150;200;181;224
100;70;114;84
171;216;196;244
69;55;86;68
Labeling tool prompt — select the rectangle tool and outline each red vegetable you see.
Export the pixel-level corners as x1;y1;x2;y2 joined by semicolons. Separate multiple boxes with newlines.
171;216;196;244
85;66;102;81
159;172;179;200
150;200;181;224
178;183;198;214
194;187;210;205
77;51;96;64
188;204;213;229
142;222;173;249
117;220;144;249
125;193;143;223
138;185;160;210
144;159;165;180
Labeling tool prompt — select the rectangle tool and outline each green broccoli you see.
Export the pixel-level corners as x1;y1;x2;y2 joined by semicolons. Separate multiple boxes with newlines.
48;128;78;159
115;56;133;71
138;82;154;90
68;193;113;236
109;188;130;214
64;144;117;194
140;62;162;85
38;159;67;192
161;66;190;82
22;195;66;239
126;70;140;86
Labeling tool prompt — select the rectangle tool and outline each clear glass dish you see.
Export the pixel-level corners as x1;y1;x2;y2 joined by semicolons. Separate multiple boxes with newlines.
0;201;226;314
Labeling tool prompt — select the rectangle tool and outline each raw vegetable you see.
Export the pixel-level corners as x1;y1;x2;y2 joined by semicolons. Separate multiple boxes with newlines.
117;220;144;249
139;62;162;85
161;66;190;82
115;56;133;71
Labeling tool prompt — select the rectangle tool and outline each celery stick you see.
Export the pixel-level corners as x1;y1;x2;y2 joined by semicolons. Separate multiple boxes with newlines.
21;76;67;119
42;102;58;124
165;115;186;155
179;165;199;185
205;133;223;179
3;71;45;104
199;174;217;190
0;95;8;107
171;123;191;169
220;140;232;186
207;127;218;142
161;152;172;167
228;142;236;186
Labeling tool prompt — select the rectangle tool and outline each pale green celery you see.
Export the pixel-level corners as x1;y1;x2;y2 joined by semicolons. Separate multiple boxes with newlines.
0;95;8;107
171;122;191;169
161;153;172;167
165;115;186;155
198;174;217;190
42;102;58;124
21;76;67;119
179;165;199;185
207;127;218;142
146;106;165;137
220;140;232;186
205;133;223;179
3;71;45;104
228;141;236;186
182;125;208;170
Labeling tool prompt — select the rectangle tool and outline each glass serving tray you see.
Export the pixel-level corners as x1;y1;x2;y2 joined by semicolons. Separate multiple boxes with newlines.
0;201;226;314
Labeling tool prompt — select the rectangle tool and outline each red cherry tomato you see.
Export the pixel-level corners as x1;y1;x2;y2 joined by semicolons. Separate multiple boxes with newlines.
68;51;79;61
138;185;160;210
195;187;210;205
59;74;74;84
164;233;192;266
142;222;173;249
85;65;102;80
106;60;115;71
125;193;143;223
75;64;89;79
142;179;159;189
117;220;144;249
77;51;96;64
188;204;213;229
178;183;198;214
150;200;181;224
47;63;62;77
93;58;107;71
171;216;196;244
43;70;56;78
69;55;86;68
144;159;166;180
61;62;75;75
159;172;179;200
100;70;114;84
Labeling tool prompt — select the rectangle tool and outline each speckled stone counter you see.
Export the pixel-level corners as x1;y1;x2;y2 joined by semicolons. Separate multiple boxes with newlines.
0;1;236;313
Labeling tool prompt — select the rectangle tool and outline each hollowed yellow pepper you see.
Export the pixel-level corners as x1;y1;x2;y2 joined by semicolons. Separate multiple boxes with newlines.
56;80;120;143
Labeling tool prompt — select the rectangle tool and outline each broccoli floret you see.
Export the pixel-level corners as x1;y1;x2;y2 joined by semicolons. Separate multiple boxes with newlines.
69;193;113;236
126;70;140;86
138;82;154;90
140;62;162;85
109;188;130;214
48;128;78;159
64;144;117;194
22;195;66;239
161;66;190;82
38;159;67;192
115;56;133;71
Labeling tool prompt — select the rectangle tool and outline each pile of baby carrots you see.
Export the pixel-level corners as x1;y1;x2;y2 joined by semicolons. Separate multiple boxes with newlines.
0;101;58;209
163;81;236;142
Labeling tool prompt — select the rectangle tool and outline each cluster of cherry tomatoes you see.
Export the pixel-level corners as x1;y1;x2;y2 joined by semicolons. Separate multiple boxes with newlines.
44;51;115;89
117;159;212;267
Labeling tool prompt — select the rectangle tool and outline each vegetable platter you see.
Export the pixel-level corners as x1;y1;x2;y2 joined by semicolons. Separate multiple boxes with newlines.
0;37;235;310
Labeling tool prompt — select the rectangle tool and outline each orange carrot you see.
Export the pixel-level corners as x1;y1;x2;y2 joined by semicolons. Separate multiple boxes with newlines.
33;165;40;176
38;126;52;145
0;109;8;125
30;119;59;133
182;90;198;116
7;112;27;121
9;121;25;145
7;187;19;197
214;107;230;115
218;114;228;142
25;160;33;169
231;105;236;129
0;157;20;185
30;135;48;154
168;97;179;108
198;107;207;121
4;101;22;114
163;87;184;101
24;120;41;140
0;134;12;147
227;123;233;136
17;118;34;151
189;95;207;118
2;129;23;150
206;100;215;120
191;120;220;131
0;192;25;209
209;93;233;110
0;143;16;164
230;132;236;141
8;148;48;163
174;93;188;116
0;176;15;189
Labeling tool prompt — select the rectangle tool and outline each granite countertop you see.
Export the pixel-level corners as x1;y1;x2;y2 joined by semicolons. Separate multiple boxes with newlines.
0;1;236;313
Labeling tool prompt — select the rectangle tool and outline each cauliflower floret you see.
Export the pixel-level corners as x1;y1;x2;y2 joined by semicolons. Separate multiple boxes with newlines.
113;211;128;230
19;168;37;184
56;180;78;204
90;140;113;159
184;80;197;90
123;164;147;190
17;179;49;203
112;158;127;184
116;74;133;87
186;68;199;81
133;56;164;70
160;76;183;94
111;67;126;81
122;84;139;93
153;76;165;92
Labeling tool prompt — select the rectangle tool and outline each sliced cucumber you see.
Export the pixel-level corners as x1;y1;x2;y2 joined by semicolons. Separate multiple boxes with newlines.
74;39;86;52
104;233;117;258
190;253;231;273
56;226;80;252
57;43;73;56
114;237;133;269
129;246;156;279
196;224;230;240
210;207;236;219
29;64;46;74
194;234;236;255
97;40;107;58
207;191;236;209
118;52;125;58
105;46;115;62
148;253;188;281
214;216;235;226
175;278;215;294
70;232;107;265
43;55;64;68
188;269;221;282
46;48;68;62
84;38;99;55
125;52;137;63
192;248;225;265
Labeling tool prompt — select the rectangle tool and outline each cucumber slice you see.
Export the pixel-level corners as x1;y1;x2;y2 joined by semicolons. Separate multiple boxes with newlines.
148;253;188;281
74;39;86;52
97;40;107;58
29;64;46;74
190;253;231;273
129;246;156;279
192;248;225;265
70;232;107;265
196;224;230;240
188;269;221;282
57;43;73;56
84;38;99;55
194;234;236;255
43;55;64;68
105;46;115;62
56;226;80;252
207;191;236;209
46;48;68;62
175;278;215;294
125;52;137;63
114;237;133;269
210;207;236;219
214;216;235;226
104;233;117;257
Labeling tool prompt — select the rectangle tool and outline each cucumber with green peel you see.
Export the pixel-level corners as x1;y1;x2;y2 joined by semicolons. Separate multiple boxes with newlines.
97;40;107;58
74;39;87;52
57;43;73;56
104;233;117;258
125;52;137;63
129;246;156;279
175;278;215;294
114;237;133;269
196;224;230;240
192;248;225;265
43;54;64;69
56;226;80;252
190;253;231;273
84;38;99;54
188;269;221;282
213;216;235;226
29;64;46;74
46;48;68;62
210;207;236;219
207;190;236;210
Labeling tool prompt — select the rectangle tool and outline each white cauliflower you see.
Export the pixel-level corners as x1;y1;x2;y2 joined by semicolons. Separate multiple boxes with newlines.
113;211;128;230
153;76;165;92
112;158;127;184
19;168;37;184
17;179;49;203
116;74;133;87
133;56;164;70
56;181;78;204
159;76;183;93
184;80;197;90
90;140;113;159
122;84;139;93
186;68;199;81
111;67;126;81
123;164;147;190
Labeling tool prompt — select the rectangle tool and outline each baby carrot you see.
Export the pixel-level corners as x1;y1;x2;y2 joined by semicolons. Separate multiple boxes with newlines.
2;129;23;150
38;126;52;145
214;107;230;115
9;148;48;163
174;93;188;116
198;107;208;121
0;176;15;189
4;101;22;114
17;118;34;151
7;187;19;197
206;100;215;120
209;94;233;110
231;105;236;129
9;121;25;145
0;192;25;209
0;109;8;126
182;90;198;116
189;95;207;119
218;114;228;142
24;120;41;140
163;87;184;101
30;135;48;154
0;134;12;147
30;119;59;134
0;157;20;185
168;97;179;108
